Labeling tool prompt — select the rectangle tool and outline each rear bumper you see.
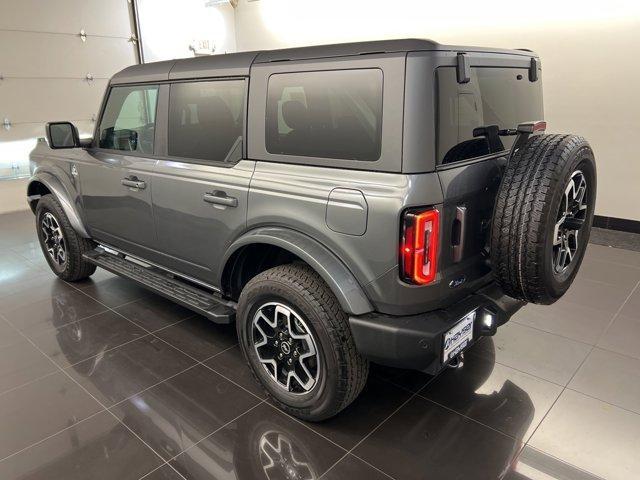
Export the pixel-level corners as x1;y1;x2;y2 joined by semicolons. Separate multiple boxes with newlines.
348;283;525;375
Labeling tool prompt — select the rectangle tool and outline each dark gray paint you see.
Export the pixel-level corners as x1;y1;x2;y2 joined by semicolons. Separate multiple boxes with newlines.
326;188;368;236
28;39;543;316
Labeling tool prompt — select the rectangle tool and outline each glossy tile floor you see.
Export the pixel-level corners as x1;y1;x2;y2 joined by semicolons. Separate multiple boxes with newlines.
1;210;639;480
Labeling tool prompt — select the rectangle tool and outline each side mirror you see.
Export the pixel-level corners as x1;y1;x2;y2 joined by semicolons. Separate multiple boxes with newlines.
46;122;80;149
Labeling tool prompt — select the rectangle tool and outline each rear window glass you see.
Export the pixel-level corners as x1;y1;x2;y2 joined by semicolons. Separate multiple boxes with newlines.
436;67;543;164
266;69;383;161
168;80;245;163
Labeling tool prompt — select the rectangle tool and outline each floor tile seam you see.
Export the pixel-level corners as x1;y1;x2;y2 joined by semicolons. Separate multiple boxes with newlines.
0;368;60;399
137;463;188;480
1;301;110;335
103;407;193;480
563;386;640;417
594;279;640;345
0;311;115;463
586;344;640;362
371;370;438;395
14;314;180;472
138;313;201;335
148;400;266;469
509;316;604;348
105;344;240;411
465;349;569;388
64;283;268;407
508;316;614;349
413;392;528;441
545;277;640;437
0;407;107;464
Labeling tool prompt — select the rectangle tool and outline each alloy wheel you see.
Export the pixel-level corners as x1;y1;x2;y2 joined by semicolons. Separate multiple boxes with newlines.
41;212;67;268
251;302;320;394
552;170;588;274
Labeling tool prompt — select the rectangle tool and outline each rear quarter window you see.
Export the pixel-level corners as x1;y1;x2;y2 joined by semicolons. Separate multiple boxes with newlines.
436;66;543;165
266;69;383;162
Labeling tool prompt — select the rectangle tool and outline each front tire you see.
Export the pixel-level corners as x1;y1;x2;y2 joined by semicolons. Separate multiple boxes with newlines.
36;194;97;282
237;263;369;421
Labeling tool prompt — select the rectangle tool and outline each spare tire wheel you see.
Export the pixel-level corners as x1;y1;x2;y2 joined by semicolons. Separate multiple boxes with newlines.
491;134;596;305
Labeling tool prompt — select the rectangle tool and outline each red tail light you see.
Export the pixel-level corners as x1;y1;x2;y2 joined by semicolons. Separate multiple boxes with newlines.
400;208;439;285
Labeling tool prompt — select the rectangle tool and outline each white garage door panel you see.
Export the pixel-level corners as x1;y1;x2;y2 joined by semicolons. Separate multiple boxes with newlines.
0;121;95;178
0;31;137;79
0;0;134;38
2;78;108;123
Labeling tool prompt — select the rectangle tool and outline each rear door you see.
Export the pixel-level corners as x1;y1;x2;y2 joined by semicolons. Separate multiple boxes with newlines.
79;84;159;257
151;79;253;284
434;62;544;289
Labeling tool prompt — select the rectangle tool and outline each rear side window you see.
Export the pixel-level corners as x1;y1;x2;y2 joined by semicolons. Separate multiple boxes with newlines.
168;80;245;163
266;69;383;161
98;85;158;154
436;67;543;164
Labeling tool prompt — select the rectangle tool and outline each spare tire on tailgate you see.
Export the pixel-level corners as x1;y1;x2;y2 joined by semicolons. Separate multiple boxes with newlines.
491;134;596;305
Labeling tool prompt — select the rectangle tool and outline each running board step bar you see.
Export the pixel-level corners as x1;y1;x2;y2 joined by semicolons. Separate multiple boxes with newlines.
83;248;236;323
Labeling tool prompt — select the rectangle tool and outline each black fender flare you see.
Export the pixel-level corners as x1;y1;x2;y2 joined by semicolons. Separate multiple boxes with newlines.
220;227;374;315
27;171;90;238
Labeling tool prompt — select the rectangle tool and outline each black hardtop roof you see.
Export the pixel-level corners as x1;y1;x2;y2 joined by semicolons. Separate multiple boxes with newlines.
111;38;536;85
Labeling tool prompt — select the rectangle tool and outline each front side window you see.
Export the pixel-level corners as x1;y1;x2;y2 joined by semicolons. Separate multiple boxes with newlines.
266;69;383;161
436;67;543;164
98;85;158;154
168;80;245;163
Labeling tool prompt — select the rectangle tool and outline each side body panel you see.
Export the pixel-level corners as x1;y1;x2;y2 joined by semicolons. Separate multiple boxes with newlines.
152;159;255;282
76;149;157;258
246;162;443;314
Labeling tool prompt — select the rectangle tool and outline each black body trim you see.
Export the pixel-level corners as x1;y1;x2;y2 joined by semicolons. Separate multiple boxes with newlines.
348;283;525;374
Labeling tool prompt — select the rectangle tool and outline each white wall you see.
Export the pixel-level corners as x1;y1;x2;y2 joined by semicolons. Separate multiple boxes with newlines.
0;178;29;214
234;0;640;221
0;0;137;213
137;0;236;62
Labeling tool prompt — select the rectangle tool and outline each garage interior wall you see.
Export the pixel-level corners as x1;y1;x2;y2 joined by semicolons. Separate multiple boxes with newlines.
0;0;138;214
232;0;640;222
1;0;638;223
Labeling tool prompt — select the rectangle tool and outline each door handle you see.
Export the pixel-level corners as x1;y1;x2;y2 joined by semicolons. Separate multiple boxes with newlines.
452;205;467;263
203;191;238;207
121;178;146;190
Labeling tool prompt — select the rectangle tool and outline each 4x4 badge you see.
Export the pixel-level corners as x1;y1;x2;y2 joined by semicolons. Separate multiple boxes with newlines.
71;165;78;177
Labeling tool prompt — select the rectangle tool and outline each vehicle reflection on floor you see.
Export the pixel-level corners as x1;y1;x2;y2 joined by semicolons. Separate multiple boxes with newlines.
45;287;542;480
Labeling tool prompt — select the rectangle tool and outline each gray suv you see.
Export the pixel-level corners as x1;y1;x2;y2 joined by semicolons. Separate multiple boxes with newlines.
28;39;596;421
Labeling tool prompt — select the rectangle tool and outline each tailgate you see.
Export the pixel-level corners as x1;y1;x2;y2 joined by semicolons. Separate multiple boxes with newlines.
436;155;506;293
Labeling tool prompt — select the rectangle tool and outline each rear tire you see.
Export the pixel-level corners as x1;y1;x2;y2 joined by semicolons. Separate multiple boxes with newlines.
237;263;369;421
491;134;596;304
36;194;97;282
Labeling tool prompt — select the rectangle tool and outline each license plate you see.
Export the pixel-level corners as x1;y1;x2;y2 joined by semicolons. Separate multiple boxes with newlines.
442;311;476;363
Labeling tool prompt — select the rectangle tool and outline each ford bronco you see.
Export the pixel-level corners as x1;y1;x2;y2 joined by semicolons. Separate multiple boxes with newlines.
28;39;596;421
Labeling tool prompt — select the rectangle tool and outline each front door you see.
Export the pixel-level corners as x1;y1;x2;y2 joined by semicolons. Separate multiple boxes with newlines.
78;84;159;257
151;79;252;285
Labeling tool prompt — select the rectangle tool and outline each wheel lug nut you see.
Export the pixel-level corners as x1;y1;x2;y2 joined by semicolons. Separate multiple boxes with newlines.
278;353;283;360
287;358;293;365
